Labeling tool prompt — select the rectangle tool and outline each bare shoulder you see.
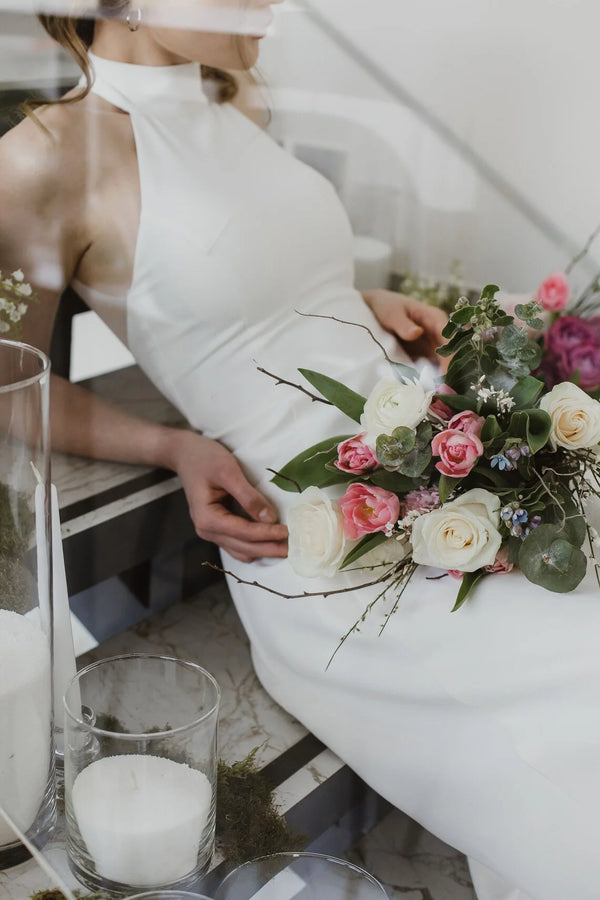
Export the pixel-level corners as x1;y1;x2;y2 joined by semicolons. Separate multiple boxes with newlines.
0;100;88;214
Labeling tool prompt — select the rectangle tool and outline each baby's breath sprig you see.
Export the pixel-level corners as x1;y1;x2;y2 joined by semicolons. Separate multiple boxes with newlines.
0;269;36;338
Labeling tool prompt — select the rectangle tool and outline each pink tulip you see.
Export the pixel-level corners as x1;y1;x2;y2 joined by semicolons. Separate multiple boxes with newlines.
536;272;570;312
448;410;485;437
334;434;378;474
339;483;400;541
432;428;483;478
429;384;456;422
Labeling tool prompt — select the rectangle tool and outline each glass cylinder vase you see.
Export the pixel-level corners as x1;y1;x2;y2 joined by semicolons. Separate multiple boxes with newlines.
64;654;220;895
0;339;55;869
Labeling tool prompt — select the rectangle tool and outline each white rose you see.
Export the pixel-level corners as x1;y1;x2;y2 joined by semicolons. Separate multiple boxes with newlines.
411;488;502;572
360;376;433;448
287;486;347;578
539;382;600;450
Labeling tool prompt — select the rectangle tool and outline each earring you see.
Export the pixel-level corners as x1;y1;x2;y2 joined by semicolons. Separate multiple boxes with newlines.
126;7;142;31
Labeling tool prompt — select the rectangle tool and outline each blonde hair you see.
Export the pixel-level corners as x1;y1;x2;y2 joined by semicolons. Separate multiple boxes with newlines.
35;3;239;109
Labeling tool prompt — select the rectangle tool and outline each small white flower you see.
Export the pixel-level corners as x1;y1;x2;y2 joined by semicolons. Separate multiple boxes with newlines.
15;283;32;297
10;269;24;282
0;321;10;333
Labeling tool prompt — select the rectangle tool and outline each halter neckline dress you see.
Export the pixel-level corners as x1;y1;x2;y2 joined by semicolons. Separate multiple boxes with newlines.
82;53;600;900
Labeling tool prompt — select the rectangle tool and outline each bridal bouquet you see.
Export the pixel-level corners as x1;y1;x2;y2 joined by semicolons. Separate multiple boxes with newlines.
272;285;600;616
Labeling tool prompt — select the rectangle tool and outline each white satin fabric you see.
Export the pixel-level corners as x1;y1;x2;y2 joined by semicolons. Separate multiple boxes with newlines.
84;54;600;900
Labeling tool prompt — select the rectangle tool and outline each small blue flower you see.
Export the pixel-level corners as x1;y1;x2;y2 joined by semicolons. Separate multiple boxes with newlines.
491;454;513;471
506;446;521;461
500;506;513;521
512;508;528;525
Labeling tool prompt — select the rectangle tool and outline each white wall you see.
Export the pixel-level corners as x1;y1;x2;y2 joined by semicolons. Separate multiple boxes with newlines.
262;0;600;291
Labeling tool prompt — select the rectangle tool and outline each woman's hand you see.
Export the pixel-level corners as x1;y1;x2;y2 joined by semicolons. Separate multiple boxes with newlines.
168;430;289;563
362;289;448;364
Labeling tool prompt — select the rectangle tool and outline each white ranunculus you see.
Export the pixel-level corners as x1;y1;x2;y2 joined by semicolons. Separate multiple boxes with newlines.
360;376;434;448
287;486;347;578
539;382;600;450
411;488;502;573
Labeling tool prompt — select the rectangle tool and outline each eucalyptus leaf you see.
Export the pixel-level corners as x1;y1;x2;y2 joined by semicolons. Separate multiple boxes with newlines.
519;525;587;592
299;369;366;423
390;361;420;383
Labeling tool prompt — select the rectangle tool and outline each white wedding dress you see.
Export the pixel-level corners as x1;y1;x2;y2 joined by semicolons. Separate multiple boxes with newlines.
79;54;600;900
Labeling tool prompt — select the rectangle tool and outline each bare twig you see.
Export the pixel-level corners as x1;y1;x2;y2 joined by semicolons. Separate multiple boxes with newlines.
202;561;396;599
266;468;302;493
295;310;405;367
256;365;332;405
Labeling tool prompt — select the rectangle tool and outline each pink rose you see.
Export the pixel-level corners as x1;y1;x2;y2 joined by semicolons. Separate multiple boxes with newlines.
536;272;570;312
429;384;456;422
432;428;483;478
448;410;485;437
483;546;514;574
339;483;400;540
334;434;378;474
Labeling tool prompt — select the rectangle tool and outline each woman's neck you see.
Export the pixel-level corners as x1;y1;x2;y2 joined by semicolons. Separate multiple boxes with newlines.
90;21;188;66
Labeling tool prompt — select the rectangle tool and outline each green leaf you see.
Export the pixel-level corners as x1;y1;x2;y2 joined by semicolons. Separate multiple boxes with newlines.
471;464;506;488
368;469;418;493
299;369;366;423
519;525;587;592
438;473;462;503
480;284;500;301
271;435;353;492
508;409;551;454
509;375;545;409
390;361;420;382
340;532;388;569
451;570;487;611
481;415;502;443
451;306;475;325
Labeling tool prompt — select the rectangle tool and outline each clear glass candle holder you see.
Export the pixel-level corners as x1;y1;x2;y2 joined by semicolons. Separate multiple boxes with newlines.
64;654;220;895
0;339;55;870
214;852;389;899
126;893;215;899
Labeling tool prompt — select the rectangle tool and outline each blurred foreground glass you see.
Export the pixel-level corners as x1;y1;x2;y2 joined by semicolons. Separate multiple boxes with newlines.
64;654;220;895
126;893;215;899
214;852;389;899
0;339;55;869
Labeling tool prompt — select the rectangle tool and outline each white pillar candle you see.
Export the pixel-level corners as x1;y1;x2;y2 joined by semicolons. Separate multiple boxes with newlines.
352;235;393;292
35;481;81;752
72;755;212;887
0;610;51;846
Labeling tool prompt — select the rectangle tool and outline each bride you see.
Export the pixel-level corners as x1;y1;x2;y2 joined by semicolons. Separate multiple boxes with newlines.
1;3;599;898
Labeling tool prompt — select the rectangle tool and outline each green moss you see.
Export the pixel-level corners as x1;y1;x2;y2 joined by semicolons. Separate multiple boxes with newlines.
0;482;36;613
216;747;305;863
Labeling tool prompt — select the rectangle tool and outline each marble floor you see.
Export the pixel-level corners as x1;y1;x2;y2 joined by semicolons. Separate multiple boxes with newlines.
348;809;476;900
